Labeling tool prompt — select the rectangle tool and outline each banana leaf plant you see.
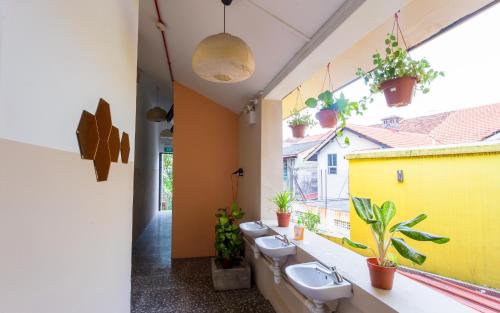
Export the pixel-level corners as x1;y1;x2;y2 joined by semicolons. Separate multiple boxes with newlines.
342;197;450;267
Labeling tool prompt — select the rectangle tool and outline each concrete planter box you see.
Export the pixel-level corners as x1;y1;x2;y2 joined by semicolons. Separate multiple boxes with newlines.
211;258;251;290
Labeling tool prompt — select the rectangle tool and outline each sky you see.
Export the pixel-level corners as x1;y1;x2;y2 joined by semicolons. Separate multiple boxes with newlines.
283;3;500;138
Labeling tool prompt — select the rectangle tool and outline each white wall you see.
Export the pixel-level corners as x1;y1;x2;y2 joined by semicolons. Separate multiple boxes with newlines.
0;0;138;157
317;131;380;199
132;70;170;242
0;1;139;312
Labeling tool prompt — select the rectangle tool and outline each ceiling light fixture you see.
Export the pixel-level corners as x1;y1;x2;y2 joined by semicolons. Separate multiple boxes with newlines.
192;0;255;83
146;85;168;122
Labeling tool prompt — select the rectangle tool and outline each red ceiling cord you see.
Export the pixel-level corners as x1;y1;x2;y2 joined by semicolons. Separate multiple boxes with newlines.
153;0;174;82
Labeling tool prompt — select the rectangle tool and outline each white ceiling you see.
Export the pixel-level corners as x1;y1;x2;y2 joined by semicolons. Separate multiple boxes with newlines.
138;0;350;113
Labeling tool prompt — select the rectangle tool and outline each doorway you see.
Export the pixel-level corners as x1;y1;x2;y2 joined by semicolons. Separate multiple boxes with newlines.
159;152;173;211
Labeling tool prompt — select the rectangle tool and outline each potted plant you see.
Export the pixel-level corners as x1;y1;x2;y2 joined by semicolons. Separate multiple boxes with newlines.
212;202;251;290
272;190;294;227
356;33;444;107
305;92;360;129
287;107;316;138
342;197;450;290
302;211;321;233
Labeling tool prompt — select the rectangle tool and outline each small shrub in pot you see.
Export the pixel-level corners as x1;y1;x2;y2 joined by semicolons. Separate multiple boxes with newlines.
287;108;316;138
272;191;295;227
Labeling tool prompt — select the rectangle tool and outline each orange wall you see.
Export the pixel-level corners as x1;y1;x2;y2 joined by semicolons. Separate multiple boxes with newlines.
172;82;239;258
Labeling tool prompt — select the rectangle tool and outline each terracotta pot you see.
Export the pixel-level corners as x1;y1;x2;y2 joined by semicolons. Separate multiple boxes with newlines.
366;257;397;290
276;212;291;227
379;76;417;107
290;125;307;138
315;109;338;128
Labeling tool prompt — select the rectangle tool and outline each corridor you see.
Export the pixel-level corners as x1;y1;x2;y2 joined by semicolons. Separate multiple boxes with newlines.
131;211;275;313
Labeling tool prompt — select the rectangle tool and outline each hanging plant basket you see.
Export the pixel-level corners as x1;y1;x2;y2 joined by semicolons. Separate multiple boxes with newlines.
290;124;307;138
315;109;338;128
305;63;363;135
287;87;316;139
379;76;417;107
356;13;443;108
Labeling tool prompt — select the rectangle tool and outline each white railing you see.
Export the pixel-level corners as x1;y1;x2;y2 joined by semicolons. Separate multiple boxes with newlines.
292;202;350;238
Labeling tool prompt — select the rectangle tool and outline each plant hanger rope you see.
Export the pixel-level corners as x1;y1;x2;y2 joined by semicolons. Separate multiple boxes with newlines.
391;11;409;51
295;85;305;107
320;62;334;93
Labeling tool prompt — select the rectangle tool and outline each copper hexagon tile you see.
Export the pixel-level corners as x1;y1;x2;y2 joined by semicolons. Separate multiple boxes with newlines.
93;140;111;182
95;98;113;142
109;126;120;163
76;110;99;160
121;132;130;164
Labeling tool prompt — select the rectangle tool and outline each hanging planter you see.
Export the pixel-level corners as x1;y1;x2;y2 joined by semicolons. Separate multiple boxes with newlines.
304;63;363;139
287;87;315;138
379;76;417;107
305;90;358;131
356;13;444;108
315;109;338;128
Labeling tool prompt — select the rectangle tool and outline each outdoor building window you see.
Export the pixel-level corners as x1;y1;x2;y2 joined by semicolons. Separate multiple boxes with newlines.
327;154;337;175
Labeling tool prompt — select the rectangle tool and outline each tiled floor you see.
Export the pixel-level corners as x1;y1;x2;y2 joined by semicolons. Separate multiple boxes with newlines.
131;211;276;313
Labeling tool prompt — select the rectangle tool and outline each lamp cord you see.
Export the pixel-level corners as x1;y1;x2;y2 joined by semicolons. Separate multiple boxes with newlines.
224;5;226;33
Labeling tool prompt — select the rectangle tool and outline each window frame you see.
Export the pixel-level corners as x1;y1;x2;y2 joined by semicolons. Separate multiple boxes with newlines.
327;153;337;175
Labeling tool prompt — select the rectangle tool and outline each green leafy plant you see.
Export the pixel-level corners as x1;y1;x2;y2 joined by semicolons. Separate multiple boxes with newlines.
356;33;444;106
342;197;450;267
215;202;245;267
299;211;320;233
287;107;316;127
305;92;363;144
272;191;295;213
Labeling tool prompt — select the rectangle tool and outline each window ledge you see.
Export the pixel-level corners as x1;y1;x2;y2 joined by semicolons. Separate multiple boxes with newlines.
262;220;477;313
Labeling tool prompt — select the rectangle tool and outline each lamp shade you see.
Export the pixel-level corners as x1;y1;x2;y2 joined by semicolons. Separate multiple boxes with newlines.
146;107;167;122
160;128;173;138
192;32;255;83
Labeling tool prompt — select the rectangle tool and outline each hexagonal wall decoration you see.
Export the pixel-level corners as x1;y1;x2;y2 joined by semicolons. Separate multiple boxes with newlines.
76;111;99;160
95;98;112;141
94;140;111;182
109;126;120;163
121;132;130;164
77;99;129;182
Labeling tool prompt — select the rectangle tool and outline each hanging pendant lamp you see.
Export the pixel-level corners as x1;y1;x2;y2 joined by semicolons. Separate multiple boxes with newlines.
160;127;173;138
146;86;168;122
192;0;255;83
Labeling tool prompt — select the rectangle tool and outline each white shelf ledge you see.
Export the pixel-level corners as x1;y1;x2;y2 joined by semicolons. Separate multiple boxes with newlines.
261;220;477;313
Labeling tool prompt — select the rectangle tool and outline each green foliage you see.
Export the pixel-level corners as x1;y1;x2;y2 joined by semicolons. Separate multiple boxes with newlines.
356;33;444;106
342;197;449;267
215;202;245;266
272;191;295;213
305;92;364;143
161;154;173;210
299;211;320;233
287;107;316;127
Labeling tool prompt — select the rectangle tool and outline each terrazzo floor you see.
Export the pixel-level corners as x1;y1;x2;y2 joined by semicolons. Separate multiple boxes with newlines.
131;211;276;313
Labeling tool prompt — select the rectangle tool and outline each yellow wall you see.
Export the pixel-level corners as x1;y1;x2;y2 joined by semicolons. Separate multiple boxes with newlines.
347;150;500;289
